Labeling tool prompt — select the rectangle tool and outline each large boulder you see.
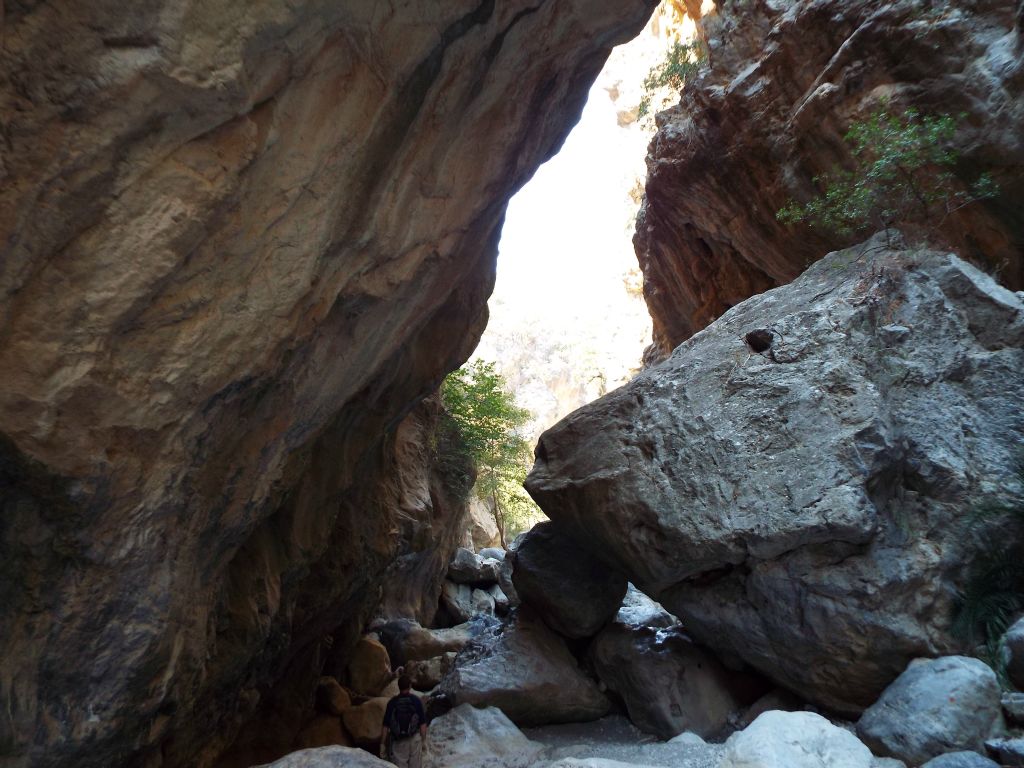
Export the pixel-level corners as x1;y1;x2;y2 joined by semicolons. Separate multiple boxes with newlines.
857;656;1003;765
921;753;1000;768
448;548;501;585
984;738;1024;766
1002;617;1024;690
257;745;391;767
314;677;352;716
441;581;476;624
466;498;503;551
340;697;389;747
438;609;611;726
719;711;875;768
588;623;746;739
377;619;484;667
511;521;627;639
425;704;547;768
345;636;393;697
526;240;1024;714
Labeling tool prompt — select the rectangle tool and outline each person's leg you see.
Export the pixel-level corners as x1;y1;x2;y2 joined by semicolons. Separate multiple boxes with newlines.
391;735;422;768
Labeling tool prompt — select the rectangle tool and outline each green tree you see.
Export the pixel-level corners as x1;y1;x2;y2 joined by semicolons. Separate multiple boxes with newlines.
777;105;997;239
441;361;540;545
638;39;708;121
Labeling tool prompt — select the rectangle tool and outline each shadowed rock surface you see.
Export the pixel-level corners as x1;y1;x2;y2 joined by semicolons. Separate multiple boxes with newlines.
0;2;658;766
636;0;1024;354
527;235;1024;714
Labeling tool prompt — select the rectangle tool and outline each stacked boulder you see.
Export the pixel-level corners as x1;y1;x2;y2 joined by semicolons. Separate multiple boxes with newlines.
438;547;511;623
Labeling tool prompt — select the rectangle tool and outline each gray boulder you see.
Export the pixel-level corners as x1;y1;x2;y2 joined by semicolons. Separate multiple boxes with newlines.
1003;692;1024;723
441;580;474;623
448;547;501;584
857;656;1003;765
921;752;1000;768
480;547;507;561
257;746;390;767
511;521;627;639
985;738;1024;767
526;240;1024;713
377;618;486;666
719;711;875;768
1003;617;1024;690
438;608;610;726
426;704;546;768
589;623;744;739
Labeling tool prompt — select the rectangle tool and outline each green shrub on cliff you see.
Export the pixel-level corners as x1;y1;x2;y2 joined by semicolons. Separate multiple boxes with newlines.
441;361;539;545
638;39;707;121
777;105;997;237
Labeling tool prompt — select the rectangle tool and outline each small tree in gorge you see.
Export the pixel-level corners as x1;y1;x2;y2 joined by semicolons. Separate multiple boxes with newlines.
777;104;998;240
441;361;539;546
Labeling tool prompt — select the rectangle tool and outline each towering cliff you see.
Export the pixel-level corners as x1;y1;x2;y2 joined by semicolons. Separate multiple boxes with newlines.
0;2;658;766
636;0;1024;354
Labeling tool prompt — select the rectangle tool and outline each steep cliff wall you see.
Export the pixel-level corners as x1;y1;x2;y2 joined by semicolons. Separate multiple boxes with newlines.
0;2;658;766
636;0;1024;354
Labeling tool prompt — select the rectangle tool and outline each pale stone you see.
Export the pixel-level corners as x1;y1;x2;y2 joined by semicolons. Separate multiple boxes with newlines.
257;745;390;767
424;704;546;768
719;711;875;768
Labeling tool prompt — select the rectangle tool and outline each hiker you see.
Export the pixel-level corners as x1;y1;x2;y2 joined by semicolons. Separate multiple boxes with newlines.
380;674;427;767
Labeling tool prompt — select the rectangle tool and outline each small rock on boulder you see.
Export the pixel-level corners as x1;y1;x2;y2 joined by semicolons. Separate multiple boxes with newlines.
720;711;875;768
615;584;678;629
511;521;627;639
857;656;1003;765
439;608;610;726
589;623;746;739
921;752;1000;768
1004;692;1024;724
480;547;506;561
985;738;1024;767
426;704;546;768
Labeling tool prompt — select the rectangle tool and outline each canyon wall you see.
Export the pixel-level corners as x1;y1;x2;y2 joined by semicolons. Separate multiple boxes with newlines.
637;0;1024;355
0;2;658;766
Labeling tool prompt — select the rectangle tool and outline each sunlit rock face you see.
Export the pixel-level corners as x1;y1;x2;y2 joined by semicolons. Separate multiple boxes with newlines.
0;1;658;766
636;0;1024;355
527;235;1024;715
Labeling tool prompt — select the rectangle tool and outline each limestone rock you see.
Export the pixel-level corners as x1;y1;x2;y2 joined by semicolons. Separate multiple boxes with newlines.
346;637;393;698
719;711;875;768
589;623;744;739
480;547;507;562
314;677;351;716
921;753;1000;768
294;715;351;750
1002;617;1024;690
341;697;389;748
257;745;390;767
441;581;475;624
615;584;678;630
511;521;627;639
405;654;456;693
472;588;496;617
439;609;610;726
489;584;511;616
527;240;1024;714
448;548;501;585
425;704;547;768
0;0;658;764
984;738;1024;766
466;498;503;552
636;0;1024;355
857;656;1004;765
377;619;483;667
1003;692;1024;724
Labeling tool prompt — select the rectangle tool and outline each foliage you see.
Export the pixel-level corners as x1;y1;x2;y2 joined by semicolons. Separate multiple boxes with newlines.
638;39;707;121
952;459;1024;671
441;361;541;544
777;105;998;238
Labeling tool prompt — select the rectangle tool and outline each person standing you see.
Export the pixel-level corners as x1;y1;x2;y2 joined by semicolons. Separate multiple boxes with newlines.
380;675;427;767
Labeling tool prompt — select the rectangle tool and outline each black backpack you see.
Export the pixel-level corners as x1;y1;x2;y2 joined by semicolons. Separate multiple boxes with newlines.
388;695;421;739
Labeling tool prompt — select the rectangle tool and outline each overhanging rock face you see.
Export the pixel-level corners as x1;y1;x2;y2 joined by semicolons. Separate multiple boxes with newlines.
527;235;1024;715
0;2;658;766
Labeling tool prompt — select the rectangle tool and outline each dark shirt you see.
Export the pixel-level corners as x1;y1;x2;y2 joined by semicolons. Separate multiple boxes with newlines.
382;693;426;738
